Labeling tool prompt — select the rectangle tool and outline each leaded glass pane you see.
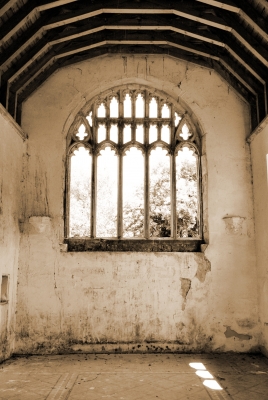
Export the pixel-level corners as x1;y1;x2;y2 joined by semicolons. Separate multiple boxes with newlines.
123;147;144;237
149;124;158;144
136;124;144;143
69;146;91;237
124;93;132;117
135;93;145;118
176;146;198;238
149;97;157;118
96;147;118;237
110;124;118;143
110;97;119;118
97;103;106;117
161;124;170;143
98;124;106;142
149;147;171;237
123;124;132;143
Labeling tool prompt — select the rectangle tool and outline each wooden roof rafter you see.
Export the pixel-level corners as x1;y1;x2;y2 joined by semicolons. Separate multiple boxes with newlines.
0;0;267;130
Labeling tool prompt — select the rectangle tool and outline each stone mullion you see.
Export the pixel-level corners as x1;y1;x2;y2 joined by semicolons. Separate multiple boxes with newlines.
91;104;97;238
196;152;202;238
171;151;177;239
66;150;71;238
117;90;123;238
144;147;150;239
144;117;150;239
117;149;123;239
157;121;161;141
170;105;176;238
91;146;97;238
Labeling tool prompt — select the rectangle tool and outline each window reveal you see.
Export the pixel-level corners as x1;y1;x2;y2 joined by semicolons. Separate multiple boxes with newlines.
66;89;201;240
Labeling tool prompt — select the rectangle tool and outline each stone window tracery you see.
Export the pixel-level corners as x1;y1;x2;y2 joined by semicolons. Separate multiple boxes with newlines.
66;87;202;251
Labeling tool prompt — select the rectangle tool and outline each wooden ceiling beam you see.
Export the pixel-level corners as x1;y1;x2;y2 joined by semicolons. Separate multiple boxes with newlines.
0;18;49;70
224;13;268;66
0;0;18;18
197;0;268;41
0;0;79;45
14;44;258;126
0;3;39;46
1;2;267;70
1;28;222;83
0;13;226;71
2;22;266;92
6;26;229;88
196;0;239;13
7;38;260;114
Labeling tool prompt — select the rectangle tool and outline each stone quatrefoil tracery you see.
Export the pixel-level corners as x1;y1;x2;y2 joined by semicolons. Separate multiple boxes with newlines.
67;88;201;240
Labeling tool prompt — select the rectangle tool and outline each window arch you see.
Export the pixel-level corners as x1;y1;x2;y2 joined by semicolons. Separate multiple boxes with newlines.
66;87;202;251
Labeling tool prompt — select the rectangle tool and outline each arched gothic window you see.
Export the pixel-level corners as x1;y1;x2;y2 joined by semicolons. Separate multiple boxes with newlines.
66;87;202;251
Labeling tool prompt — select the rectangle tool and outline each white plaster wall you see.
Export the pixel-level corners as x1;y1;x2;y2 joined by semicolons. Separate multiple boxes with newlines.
17;55;258;353
250;117;268;355
0;105;26;361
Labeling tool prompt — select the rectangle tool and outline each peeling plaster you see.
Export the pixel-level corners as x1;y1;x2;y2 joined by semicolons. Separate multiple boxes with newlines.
15;55;259;355
194;254;211;283
224;326;252;341
223;216;245;235
180;278;191;311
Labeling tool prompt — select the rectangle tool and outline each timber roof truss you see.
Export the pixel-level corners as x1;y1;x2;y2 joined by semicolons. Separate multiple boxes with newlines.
0;0;267;129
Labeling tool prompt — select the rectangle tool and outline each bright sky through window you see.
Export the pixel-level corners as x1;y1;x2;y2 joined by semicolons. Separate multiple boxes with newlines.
110;96;119;118
97;103;106;117
124;93;132;117
98;124;106;142
149;97;158;118
67;88;201;240
136;93;145;118
76;124;87;140
110;124;118;143
123;147;144;237
69;146;91;237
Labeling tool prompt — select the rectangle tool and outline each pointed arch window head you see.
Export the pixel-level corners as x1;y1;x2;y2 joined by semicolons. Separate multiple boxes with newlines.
149;97;158;118
135;93;145;118
110;96;119;118
161;103;170;118
97;102;106;117
124;93;132;117
66;87;202;251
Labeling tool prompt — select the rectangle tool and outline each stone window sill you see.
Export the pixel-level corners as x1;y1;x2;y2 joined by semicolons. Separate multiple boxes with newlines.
64;238;203;252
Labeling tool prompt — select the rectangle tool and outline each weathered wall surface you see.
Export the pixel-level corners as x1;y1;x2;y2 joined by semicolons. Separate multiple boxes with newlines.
0;105;26;361
16;55;258;353
250;117;268;356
